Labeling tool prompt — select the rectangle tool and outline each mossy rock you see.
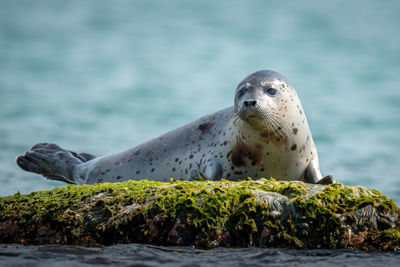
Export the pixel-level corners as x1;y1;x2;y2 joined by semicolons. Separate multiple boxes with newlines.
0;178;399;251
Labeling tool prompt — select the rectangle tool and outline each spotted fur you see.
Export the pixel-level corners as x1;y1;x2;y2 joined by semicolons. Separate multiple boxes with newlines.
16;70;334;185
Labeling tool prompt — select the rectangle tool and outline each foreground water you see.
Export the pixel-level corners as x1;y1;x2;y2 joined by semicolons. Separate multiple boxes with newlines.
0;244;400;267
1;0;400;265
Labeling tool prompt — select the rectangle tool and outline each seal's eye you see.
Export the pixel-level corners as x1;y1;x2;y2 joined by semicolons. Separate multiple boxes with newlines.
264;88;277;96
237;87;249;98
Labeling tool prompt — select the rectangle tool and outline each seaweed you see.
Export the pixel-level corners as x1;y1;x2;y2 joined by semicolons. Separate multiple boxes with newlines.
0;179;399;251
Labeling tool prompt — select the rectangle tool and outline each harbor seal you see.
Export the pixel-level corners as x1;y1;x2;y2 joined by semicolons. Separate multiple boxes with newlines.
16;70;335;185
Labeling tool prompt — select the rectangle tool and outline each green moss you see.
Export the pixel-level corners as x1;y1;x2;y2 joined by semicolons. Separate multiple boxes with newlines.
384;228;400;239
0;178;399;251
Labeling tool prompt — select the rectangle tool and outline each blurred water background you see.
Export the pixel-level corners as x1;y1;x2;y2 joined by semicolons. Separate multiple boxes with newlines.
0;0;400;265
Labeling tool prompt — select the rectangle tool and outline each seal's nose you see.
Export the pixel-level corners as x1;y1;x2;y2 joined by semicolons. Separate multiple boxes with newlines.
244;100;257;107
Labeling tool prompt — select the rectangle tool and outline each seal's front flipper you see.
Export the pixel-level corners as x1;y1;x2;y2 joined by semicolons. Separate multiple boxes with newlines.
208;158;223;181
316;175;336;185
188;158;223;181
304;158;336;185
16;143;92;184
189;169;200;180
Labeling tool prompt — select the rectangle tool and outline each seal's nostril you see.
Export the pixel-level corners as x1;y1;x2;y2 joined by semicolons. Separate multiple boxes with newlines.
244;100;256;107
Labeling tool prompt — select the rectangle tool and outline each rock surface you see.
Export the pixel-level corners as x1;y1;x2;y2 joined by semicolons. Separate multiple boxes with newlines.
1;178;399;251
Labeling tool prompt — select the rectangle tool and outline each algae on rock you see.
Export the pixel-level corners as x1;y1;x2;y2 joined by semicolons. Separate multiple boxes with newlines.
0;178;399;251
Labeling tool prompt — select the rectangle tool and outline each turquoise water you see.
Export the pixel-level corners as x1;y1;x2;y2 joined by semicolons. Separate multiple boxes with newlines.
1;0;399;201
0;0;400;265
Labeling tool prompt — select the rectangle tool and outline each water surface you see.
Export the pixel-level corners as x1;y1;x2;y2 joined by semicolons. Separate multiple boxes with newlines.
1;244;400;267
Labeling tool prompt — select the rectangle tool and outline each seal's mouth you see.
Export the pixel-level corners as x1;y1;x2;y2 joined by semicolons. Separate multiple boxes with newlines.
238;108;267;126
236;110;292;142
237;107;288;134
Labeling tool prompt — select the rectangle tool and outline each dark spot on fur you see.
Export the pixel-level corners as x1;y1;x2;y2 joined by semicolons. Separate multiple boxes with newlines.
189;154;194;159
299;144;306;153
292;128;298;135
260;131;269;138
198;122;214;134
291;144;297;151
151;168;155;172
231;140;263;167
261;168;265;172
136;170;140;174
223;141;227;146
234;171;243;175
172;167;176;172
175;158;179;162
116;176;122;180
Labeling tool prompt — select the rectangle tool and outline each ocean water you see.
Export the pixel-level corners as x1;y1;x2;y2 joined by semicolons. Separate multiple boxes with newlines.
1;0;400;265
1;244;400;267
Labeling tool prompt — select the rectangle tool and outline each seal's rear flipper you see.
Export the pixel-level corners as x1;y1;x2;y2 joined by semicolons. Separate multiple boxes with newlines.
16;143;95;184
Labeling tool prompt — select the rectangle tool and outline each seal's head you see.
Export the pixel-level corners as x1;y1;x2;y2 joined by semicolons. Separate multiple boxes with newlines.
234;70;296;130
